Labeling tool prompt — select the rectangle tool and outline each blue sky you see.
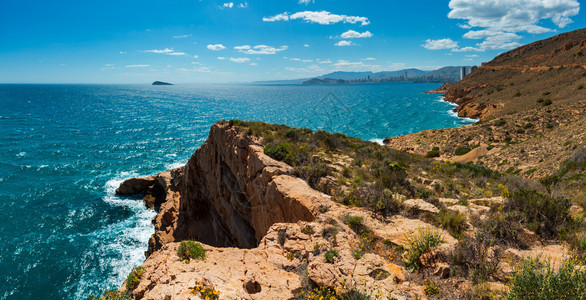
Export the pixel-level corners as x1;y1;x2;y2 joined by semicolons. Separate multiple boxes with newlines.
0;0;583;83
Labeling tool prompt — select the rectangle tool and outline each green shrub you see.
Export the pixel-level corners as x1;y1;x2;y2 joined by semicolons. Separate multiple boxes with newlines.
542;91;550;96
507;257;586;299
514;91;522;97
293;163;331;189
177;240;206;261
455;147;472;156
437;208;468;239
542;99;553;106
88;290;131;300
427;146;440;158
125;266;145;291
344;215;365;234
264;142;297;166
324;250;339;263
404;227;444;271
494;118;507;126
578;85;584;90
507;190;571;238
424;280;439;296
451;233;500;284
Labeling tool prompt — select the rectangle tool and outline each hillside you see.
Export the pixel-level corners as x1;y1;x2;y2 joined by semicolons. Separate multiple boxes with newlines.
386;28;586;181
436;28;586;120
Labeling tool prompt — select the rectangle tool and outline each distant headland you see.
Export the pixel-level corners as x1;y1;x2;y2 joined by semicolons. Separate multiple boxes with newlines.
152;81;173;85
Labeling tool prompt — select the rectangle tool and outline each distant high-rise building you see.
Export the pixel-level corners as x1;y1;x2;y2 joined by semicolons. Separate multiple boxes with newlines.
460;67;468;80
471;65;478;73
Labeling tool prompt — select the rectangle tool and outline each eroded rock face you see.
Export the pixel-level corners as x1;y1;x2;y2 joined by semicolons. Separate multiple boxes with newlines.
117;123;464;299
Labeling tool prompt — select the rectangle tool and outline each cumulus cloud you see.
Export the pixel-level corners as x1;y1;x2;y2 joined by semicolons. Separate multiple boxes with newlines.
335;40;354;46
340;30;373;39
445;0;580;51
304;44;310;47
229;57;250;63
422;38;459;50
223;2;234;8
318;59;332;64
298;0;313;4
207;44;226;51
364;57;376;61
263;11;370;26
193;55;199;59
239;2;248;8
236;45;288;55
217;57;226;60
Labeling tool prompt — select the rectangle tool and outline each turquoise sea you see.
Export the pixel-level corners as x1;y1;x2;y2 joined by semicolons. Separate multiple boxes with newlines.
0;83;475;299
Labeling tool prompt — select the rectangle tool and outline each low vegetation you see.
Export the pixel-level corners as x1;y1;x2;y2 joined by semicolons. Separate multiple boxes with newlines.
404;227;444;271
125;266;145;291
88;290;131;300
176;240;206;261
507;257;586;299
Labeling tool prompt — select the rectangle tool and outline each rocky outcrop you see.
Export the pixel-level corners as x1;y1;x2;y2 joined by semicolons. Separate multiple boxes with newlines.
116;124;468;299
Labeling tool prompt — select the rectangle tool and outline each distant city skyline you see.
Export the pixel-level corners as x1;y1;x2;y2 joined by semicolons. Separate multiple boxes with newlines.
0;0;583;83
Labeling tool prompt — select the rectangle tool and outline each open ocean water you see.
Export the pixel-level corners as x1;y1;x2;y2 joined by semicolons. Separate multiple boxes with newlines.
0;83;475;299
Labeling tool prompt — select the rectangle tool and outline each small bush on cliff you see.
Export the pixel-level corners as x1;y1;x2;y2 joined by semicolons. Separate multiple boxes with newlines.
404;227;444;271
426;146;440;158
125;266;145;291
450;233;500;283
177;240;206;261
264;142;297;166
454;147;471;156
324;250;339;263
507;256;586;300
88;290;130;300
436;208;468;239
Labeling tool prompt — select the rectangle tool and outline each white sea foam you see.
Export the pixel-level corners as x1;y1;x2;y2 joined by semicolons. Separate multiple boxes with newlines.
73;172;156;299
165;161;185;170
369;138;385;145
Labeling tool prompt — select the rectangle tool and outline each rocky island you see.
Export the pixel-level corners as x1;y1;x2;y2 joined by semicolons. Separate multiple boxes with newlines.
152;81;173;86
94;28;585;300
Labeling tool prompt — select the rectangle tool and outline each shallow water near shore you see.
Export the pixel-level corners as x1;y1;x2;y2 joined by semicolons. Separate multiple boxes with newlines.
0;82;474;299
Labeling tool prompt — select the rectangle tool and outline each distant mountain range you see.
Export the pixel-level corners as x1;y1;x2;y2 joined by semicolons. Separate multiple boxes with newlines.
254;66;474;85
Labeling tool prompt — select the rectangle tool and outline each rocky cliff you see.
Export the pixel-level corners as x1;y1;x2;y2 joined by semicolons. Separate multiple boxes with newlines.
109;122;580;299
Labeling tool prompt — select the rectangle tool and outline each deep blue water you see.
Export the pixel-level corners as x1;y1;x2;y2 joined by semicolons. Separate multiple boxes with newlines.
0;83;474;299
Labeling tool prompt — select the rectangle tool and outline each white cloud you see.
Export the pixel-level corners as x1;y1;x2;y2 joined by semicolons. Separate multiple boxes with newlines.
145;48;174;54
119;51;127;54
173;34;192;39
263;11;370;26
144;48;186;56
125;64;150;68
237;45;288;55
304;44;310;47
465;54;479;58
229;57;250;63
193;55;199;59
217;57;226;60
249;63;258;66
364;57;376;61
340;30;373;39
177;67;212;73
223;2;234;8
447;0;580;51
207;44;226;51
422;38;459;50
239;2;248;8
298;0;313;4
318;59;332;64
334;40;354;46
